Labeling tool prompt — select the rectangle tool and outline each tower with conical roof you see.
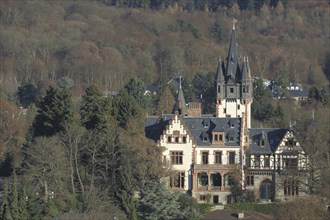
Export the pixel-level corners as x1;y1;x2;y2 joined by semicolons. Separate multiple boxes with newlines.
215;22;253;128
176;76;187;116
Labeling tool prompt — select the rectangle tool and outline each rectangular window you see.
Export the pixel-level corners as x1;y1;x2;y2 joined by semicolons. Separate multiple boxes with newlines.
175;137;179;143
168;136;172;143
170;172;185;189
218;85;220;93
246;175;254;186
264;156;270;168
284;158;298;169
223;108;226;114
284;178;299;196
182;136;187;143
245;155;251;167
255;155;260;168
215;151;222;164
212;132;224;144
171;151;183;165
199;195;206;201
230;88;234;93
237;104;240;110
229;152;235;165
243;86;246;93
202;152;209;164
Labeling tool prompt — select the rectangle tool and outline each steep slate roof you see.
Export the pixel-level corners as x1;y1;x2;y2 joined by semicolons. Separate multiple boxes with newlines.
145;115;241;147
226;23;239;80
247;128;287;154
216;58;225;82
145;115;171;142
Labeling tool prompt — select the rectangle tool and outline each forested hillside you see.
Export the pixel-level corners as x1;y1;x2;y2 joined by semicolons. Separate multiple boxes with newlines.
0;0;329;219
0;0;329;97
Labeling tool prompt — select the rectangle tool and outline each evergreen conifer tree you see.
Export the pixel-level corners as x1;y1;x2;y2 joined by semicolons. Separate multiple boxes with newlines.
33;86;72;137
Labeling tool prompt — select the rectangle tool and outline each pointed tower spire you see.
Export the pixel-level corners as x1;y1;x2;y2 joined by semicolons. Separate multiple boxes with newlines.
216;56;224;82
241;56;249;81
226;20;239;80
176;76;187;116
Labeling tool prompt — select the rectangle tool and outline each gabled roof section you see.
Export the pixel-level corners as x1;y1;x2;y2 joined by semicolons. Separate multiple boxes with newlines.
226;23;239;80
248;128;287;154
145;115;171;142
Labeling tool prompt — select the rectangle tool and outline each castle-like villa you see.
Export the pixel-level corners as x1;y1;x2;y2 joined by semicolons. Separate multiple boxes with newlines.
145;24;308;204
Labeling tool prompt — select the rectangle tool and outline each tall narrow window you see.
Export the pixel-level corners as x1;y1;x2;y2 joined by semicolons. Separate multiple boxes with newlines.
243;86;246;93
218;85;221;93
255;155;260;168
202;152;209;164
170;172;185;189
171;151;183;165
215;151;222;164
168;136;172;143
182;136;187;143
284;178;299;196
264;156;270;168
229;152;235;165
246;175;254;186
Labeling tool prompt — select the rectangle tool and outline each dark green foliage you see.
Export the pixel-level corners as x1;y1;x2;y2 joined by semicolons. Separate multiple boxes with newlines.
309;86;329;106
176;20;201;39
177;193;201;220
138;181;183;220
182;78;194;103
124;77;148;109
112;90;142;128
80;85;113;131
273;69;289;98
0;172;29;220
17;83;39;108
192;71;215;114
252;78;284;122
33;86;72;137
229;173;243;203
211;21;225;44
116;167;138;220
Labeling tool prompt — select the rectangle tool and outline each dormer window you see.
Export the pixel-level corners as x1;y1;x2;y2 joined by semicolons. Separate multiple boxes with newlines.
212;132;224;144
230;88;234;93
229;119;235;127
168;136;172;143
203;119;210;128
202;132;208;142
260;139;265;147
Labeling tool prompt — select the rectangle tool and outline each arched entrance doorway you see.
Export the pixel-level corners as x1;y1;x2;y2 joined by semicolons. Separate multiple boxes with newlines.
259;179;273;200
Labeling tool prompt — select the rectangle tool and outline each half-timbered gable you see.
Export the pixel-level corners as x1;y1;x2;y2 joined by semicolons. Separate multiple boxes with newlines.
245;128;308;200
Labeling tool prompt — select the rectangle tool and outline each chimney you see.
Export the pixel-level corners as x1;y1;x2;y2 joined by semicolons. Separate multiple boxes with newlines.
187;102;201;117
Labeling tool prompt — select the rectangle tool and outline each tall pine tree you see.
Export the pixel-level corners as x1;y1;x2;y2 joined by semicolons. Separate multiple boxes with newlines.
33;86;72;137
